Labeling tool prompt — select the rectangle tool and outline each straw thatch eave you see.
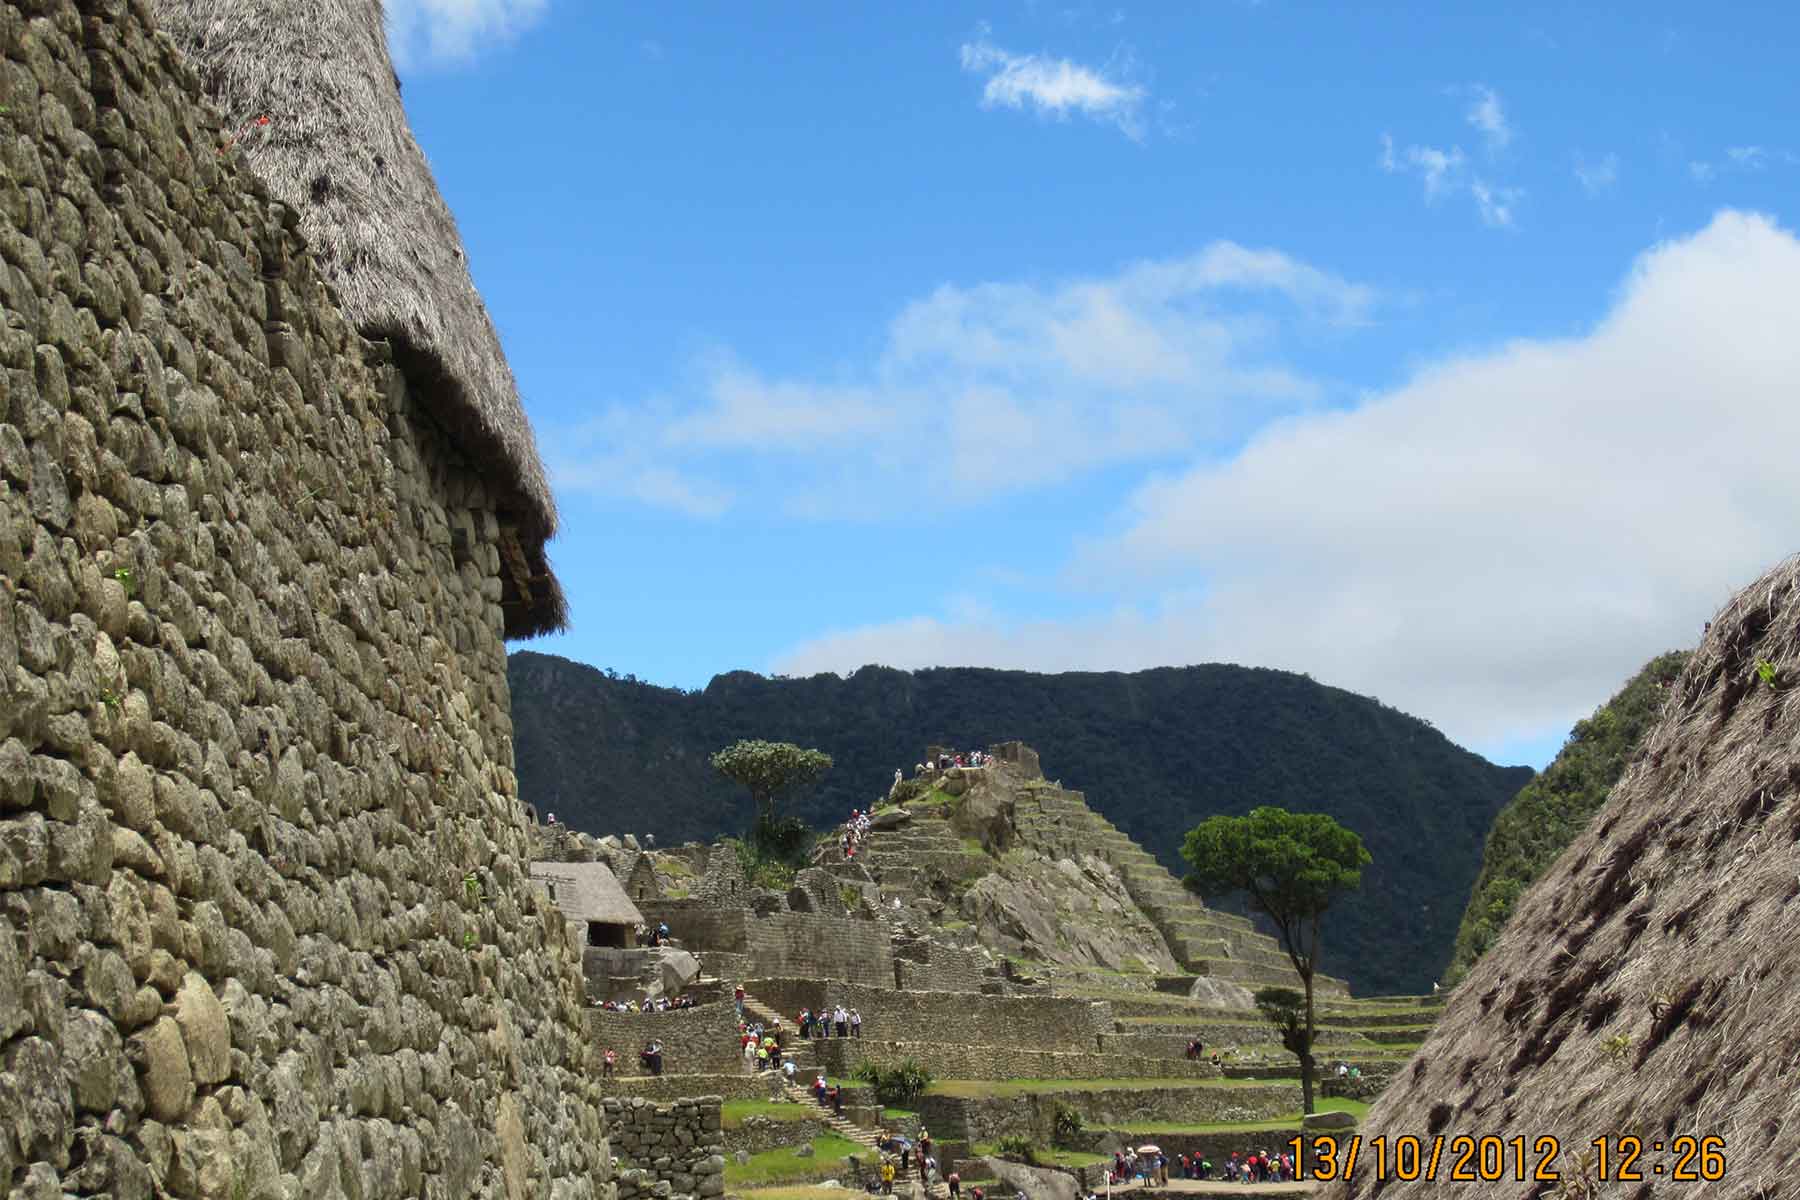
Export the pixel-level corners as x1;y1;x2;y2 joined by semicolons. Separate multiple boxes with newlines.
151;0;565;637
530;861;646;928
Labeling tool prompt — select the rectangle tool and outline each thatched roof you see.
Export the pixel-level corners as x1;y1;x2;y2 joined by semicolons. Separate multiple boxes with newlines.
151;0;565;636
1322;556;1800;1199
529;862;645;928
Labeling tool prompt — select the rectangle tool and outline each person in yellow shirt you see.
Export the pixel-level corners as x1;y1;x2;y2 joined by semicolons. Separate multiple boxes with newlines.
881;1160;896;1194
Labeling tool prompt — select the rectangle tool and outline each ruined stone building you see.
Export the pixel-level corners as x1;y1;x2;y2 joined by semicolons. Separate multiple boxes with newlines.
1;1;613;1195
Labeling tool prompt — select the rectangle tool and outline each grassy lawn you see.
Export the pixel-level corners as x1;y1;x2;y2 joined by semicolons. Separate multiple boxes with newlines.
724;1135;866;1188
1089;1098;1372;1136
881;1107;918;1121
926;1078;1292;1099
973;1144;1111;1169
722;1100;819;1129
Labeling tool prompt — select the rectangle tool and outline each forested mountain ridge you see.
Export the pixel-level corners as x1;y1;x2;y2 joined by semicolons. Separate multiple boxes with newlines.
507;652;1534;994
1441;650;1687;986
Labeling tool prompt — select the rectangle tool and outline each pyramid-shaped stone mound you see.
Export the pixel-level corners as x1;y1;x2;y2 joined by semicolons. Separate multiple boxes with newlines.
1323;557;1800;1199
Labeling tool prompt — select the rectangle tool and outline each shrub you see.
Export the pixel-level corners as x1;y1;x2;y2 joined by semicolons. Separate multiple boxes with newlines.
1051;1104;1084;1147
854;1058;933;1106
889;777;929;807
995;1136;1040;1165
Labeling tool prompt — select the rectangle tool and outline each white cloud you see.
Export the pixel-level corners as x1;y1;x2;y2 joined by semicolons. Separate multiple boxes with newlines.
1379;135;1466;200
1381;133;1522;229
548;244;1372;513
775;212;1800;753
1573;151;1619;195
1689;161;1716;183
1726;145;1767;169
385;0;548;69
960;37;1147;139
1465;85;1512;152
1470;179;1521;228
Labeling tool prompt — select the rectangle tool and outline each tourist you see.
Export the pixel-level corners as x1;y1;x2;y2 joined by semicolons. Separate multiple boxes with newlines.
602;1047;616;1078
814;1075;828;1104
836;1006;849;1038
946;1170;960;1199
734;985;745;1016
831;1085;844;1116
881;1160;896;1194
851;1009;862;1038
782;1057;797;1082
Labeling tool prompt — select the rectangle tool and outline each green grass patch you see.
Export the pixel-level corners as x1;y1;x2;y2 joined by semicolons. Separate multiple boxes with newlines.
1089;1097;1372;1136
881;1107;918;1121
738;1189;861;1200
724;1135;866;1187
722;1100;818;1129
972;1143;1110;1169
925;1078;1292;1099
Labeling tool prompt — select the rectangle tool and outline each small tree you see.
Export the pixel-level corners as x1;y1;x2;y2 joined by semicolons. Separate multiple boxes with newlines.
711;740;833;857
1181;807;1370;1114
1253;985;1309;1072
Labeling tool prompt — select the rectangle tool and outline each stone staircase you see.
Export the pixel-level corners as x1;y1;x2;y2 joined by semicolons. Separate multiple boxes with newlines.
740;987;952;1197
1010;784;1350;997
832;817;990;905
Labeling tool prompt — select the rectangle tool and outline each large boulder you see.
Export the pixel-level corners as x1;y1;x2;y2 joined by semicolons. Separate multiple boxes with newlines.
1187;975;1256;1009
655;949;701;996
978;1157;1079;1200
949;781;1013;853
870;807;911;831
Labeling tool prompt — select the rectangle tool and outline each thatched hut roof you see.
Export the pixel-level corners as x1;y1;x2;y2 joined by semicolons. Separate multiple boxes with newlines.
1322;556;1800;1199
529;862;645;928
151;0;565;636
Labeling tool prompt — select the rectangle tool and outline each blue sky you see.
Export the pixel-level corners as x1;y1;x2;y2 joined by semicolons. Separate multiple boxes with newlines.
388;2;1800;769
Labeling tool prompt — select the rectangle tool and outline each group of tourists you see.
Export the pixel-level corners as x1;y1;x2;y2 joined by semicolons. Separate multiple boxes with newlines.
637;1040;664;1076
635;920;674;947
842;809;873;859
594;993;697;1012
869;1129;943;1193
1335;1062;1363;1080
1108;1150;1169;1187
739;1019;787;1072
809;1074;847;1116
916;749;990;772
800;1004;862;1038
1215;1149;1296;1182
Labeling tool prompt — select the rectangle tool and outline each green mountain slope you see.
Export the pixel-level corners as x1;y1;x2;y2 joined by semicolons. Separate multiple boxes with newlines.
508;652;1533;995
1441;650;1688;986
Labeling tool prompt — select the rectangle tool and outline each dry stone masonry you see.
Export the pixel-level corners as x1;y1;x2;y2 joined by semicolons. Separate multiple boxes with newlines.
0;2;611;1196
603;1097;725;1200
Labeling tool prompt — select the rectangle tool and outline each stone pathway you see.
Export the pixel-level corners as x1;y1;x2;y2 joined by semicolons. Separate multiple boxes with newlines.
739;986;951;1199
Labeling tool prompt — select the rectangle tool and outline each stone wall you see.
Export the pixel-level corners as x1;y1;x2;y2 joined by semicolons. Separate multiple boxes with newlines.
746;980;1112;1050
605;1096;725;1200
605;1074;776;1102
917;1083;1301;1145
721;1114;828;1157
891;936;990;993
809;1038;1221;1083
745;978;1108;1050
589;1002;742;1077
0;4;608;1196
641;902;893;987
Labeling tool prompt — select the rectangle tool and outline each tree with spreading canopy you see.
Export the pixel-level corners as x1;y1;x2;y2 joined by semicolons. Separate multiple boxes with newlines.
710;739;833;858
1182;807;1371;1114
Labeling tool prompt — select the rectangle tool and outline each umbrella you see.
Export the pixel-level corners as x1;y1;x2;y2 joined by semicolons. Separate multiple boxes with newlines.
1137;1145;1162;1156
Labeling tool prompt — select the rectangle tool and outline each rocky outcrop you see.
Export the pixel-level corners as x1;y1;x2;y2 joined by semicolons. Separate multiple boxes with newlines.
1322;558;1800;1199
960;850;1179;974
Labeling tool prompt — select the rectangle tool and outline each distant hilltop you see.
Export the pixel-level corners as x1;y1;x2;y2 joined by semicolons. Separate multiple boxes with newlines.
508;654;1534;994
